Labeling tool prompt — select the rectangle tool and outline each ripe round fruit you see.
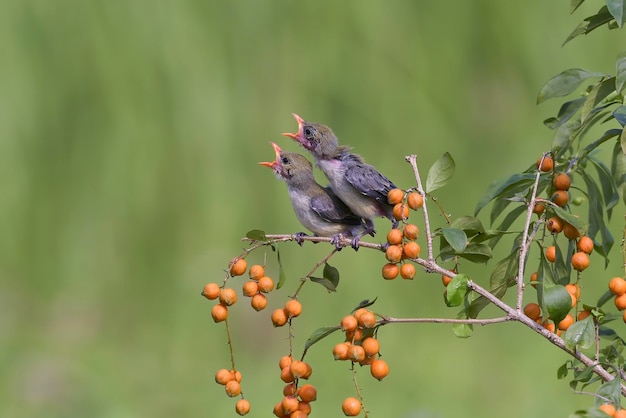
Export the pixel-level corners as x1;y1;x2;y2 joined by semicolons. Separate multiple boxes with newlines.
382;263;399;280
545;246;556;262
571;251;590;272
289;360;308;378
615;408;626;418
345;327;363;342
272;401;285;417
242;280;259;297
219;288;238;306
615;293;626;311
248;264;265;280
225;380;241;397
283;383;296;396
333;342;351;360
362;337;380;357
551;190;569;207
342;397;361;416
280;366;295;383
272;308;288;327
298;384;317;402
202;283;220;300
250;293;267;311
558;314;574;331
285;300;303;318
387;188;404;205
386;245;403;263
281;396;299;415
553;173;571;190
442;274;453;286
257;276;275;293
348;344;366;362
599;404;616;417
400;263;416;279
386;228;403;245
547;217;564;234
370;359;390;381
565;283;580;299
529;272;538;289
523;303;541;321
577;310;591;320
577;236;594;254
302;362;313;379
357;310;377;328
211;304;228;322
392;203;409;221
403;241;421;259
403;223;419;240
533;203;545;215
407;192;424;210
297;401;312;415
235;399;250;416
563;222;580;240
537;156;553;172
542;320;556;334
279;355;292;370
340;315;358;332
609;277;626;296
230;258;247;276
215;368;233;385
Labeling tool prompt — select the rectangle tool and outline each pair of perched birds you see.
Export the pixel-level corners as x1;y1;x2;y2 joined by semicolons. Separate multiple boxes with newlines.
260;114;398;250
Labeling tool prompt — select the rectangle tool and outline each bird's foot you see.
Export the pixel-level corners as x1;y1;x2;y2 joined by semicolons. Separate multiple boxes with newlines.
391;219;399;229
294;232;309;246
351;236;362;251
330;234;344;251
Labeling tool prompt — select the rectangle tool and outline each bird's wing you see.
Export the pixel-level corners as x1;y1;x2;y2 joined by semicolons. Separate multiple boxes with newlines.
344;158;397;202
311;189;363;225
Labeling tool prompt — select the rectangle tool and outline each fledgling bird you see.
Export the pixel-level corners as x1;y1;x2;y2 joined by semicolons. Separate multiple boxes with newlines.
259;142;369;249
283;114;398;238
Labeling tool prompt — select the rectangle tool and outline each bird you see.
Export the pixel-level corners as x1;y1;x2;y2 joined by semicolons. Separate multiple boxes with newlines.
283;113;398;240
259;142;369;249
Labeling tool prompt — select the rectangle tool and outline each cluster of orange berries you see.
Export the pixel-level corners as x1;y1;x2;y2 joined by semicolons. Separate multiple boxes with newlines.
382;188;422;280
542;235;593;274
272;356;315;417
214;369;249;415
599;403;626;418
608;276;626;322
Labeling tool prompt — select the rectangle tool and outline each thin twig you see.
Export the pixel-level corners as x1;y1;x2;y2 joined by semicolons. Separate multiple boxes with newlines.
405;155;435;263
379;316;511;325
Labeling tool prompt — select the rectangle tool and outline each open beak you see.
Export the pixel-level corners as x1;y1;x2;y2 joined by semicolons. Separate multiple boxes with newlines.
282;113;305;141
258;142;283;168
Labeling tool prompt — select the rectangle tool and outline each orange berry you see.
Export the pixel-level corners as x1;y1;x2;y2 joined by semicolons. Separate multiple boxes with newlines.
279;355;293;370
403;223;419;240
571;251;590;271
202;283;220;300
382;263;399;280
248;264;265;280
257;276;275;293
271;308;289;327
403;241;421;259
283;383;296;396
400;263;416;279
545;245;556;262
392;203;409;221
225;380;241;397
615;293;626;311
547;216;564;234
615;408;626;418
563;222;580;240
353;308;368;321
219;288;237;306
533;203;545;215
370;359;390;381
235;398;250;416
215;368;233;385
578;310;591;320
345;327;363;342
551;190;569;207
340;315;358;332
362;337;380;357
242;280;259;297
357;310;377;328
565;283;580;299
570;292;577;309
333;342;351;360
280;366;295;383
348;344;366;362
386;245;403;263
297;384;317;402
281;396;299;415
211;304;228;322
442;274;453;286
537;155;553;172
272;401;285;417
342;397;361;416
577;236;594;254
289;360;308;378
230;258;247;276
523;303;541;321
387;188;404;205
386;228;403;245
558;314;575;331
609;277;626;296
542;320;556;333
301;362;312;379
250;293;267;311
599;404;616;417
553;173;571;190
285;300;303;318
530;272;538;289
297;401;312;415
232;370;242;383
407;192;424;210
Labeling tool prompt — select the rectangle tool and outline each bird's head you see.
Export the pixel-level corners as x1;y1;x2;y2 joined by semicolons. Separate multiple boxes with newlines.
259;142;314;183
282;114;340;159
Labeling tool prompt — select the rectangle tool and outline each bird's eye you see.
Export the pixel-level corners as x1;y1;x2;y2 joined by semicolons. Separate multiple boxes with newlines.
304;127;314;139
282;157;290;164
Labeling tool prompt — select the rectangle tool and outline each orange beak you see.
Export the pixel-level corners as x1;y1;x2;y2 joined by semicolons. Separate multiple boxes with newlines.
282;113;304;140
258;142;283;168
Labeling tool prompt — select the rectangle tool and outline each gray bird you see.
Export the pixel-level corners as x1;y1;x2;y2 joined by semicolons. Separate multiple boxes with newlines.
259;142;369;249
283;114;398;239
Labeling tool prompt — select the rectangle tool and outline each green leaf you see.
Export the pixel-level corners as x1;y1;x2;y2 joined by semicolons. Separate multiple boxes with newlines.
488;205;526;249
607;0;626;27
570;0;585;14
323;263;339;288
581;77;616;122
544;285;573;325
551;206;588;235
449;216;485;235
445;273;469;307
597;289;614;307
303;326;340;352
564;6;615;45
595;376;622;407
544;97;586;130
588;154;620;213
475;173;536;216
614;105;626;126
452;322;473;338
617;53;626;94
564;317;595;350
440;242;492;264
426;152;455;193
537;69;604;104
557;362;569;379
611;140;626;205
442;228;467;253
310;276;337;292
552;117;582;155
246;229;267;241
352;298;377;312
276;249;286;289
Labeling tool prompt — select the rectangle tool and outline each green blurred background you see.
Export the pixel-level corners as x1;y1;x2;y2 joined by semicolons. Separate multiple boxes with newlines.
2;1;625;417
